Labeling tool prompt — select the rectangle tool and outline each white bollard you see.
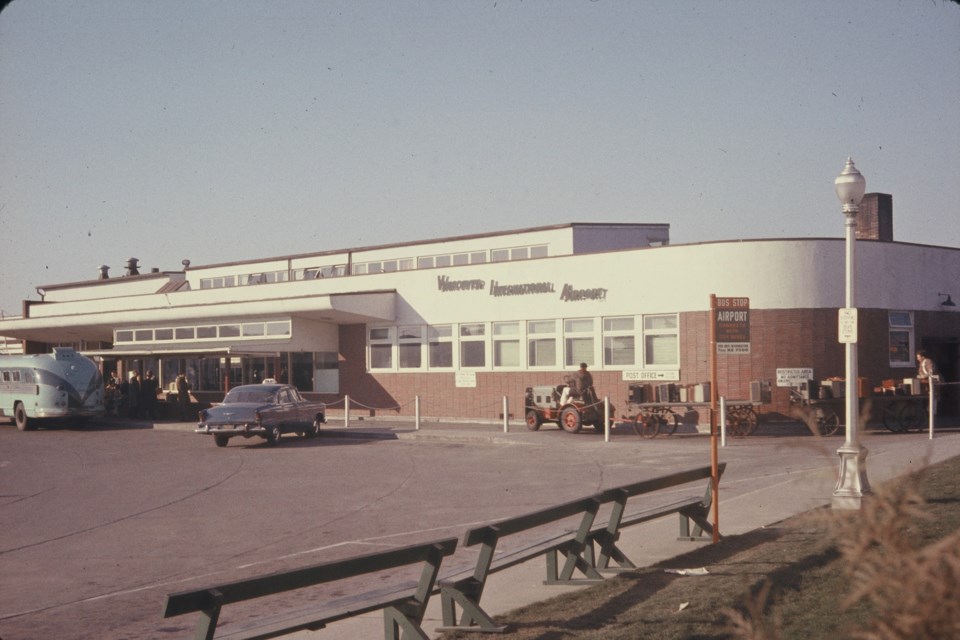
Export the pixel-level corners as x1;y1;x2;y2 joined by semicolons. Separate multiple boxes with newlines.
720;396;727;447
503;396;509;433
415;395;421;431
929;380;935;440
344;395;350;429
604;396;611;443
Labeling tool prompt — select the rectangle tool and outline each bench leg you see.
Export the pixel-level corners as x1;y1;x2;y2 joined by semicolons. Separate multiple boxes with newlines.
678;506;715;541
596;545;637;573
437;586;506;633
589;530;637;572
545;547;605;584
384;606;429;640
192;589;223;640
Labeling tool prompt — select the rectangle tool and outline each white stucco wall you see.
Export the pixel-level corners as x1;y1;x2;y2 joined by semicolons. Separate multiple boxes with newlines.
4;238;958;344
374;239;960;325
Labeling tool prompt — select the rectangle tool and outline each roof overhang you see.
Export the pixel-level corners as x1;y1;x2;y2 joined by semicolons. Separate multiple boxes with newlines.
0;291;396;345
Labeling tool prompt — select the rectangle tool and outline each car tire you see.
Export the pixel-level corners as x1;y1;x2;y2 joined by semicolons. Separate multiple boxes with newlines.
266;425;282;445
214;435;229;447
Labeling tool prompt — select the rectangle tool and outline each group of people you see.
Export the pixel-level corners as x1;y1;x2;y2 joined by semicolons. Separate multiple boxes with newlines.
103;370;194;421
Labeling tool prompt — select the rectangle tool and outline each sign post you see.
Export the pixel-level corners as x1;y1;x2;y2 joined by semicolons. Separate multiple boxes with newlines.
708;295;719;543
709;296;750;543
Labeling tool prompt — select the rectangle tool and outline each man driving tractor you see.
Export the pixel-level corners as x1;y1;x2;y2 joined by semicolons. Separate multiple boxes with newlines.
560;362;595;406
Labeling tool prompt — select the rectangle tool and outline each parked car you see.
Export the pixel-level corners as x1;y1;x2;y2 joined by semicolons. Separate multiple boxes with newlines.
196;384;326;447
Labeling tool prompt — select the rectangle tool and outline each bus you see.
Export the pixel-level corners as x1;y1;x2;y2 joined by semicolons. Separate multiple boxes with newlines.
0;348;105;431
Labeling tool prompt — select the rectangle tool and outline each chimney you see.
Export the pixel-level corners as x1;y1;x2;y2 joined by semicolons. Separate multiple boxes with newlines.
98;265;110;280
856;193;893;241
125;257;140;276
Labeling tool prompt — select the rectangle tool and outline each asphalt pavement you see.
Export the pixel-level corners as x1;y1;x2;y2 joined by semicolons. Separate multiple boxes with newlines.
142;414;960;639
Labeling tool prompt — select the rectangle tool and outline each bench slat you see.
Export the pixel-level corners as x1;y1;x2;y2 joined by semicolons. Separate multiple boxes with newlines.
162;537;457;640
463;496;598;546
598;464;722;501
163;538;457;618
214;582;421;640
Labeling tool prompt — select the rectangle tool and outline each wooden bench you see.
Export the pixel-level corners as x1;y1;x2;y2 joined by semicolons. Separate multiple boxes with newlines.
437;464;723;633
586;463;725;574
162;537;457;640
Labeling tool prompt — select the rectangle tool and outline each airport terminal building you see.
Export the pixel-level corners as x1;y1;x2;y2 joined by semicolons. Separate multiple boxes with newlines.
2;194;958;421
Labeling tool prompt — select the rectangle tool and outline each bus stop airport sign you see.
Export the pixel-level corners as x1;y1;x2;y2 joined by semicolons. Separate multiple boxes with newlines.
716;297;750;354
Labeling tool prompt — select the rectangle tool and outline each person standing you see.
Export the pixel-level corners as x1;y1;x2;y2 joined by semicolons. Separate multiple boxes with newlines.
916;350;940;414
176;373;192;421
140;371;158;419
562;362;595;406
127;371;140;419
916;350;938;381
573;362;594;401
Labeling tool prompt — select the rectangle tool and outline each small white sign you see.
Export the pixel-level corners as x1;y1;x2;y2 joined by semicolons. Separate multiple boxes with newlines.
777;368;814;387
838;308;858;344
717;343;750;354
622;370;680;382
455;371;477;388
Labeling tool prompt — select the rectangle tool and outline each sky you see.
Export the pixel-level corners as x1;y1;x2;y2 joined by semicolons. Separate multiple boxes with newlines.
1;0;958;317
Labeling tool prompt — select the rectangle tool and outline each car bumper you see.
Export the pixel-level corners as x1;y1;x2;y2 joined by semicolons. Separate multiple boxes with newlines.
196;424;267;438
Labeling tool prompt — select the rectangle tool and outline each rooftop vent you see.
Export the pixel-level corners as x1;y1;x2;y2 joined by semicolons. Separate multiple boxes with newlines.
125;257;140;277
98;265;110;280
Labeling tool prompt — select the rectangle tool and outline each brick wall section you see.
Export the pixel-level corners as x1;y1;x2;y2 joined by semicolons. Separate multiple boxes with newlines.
326;311;958;422
856;193;893;242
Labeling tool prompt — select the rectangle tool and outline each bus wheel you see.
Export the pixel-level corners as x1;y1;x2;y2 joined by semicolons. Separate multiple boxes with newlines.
15;402;33;431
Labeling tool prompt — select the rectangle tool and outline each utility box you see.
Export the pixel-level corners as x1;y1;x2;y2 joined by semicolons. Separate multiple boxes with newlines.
750;380;772;404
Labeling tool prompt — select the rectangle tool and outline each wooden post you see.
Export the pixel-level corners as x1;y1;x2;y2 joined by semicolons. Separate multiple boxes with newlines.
709;294;720;543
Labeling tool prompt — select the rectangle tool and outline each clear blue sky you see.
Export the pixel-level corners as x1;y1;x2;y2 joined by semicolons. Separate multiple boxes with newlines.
1;0;958;317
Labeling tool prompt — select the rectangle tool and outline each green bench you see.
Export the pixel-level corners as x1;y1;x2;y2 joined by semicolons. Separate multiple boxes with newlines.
437;464;723;633
162;537;457;640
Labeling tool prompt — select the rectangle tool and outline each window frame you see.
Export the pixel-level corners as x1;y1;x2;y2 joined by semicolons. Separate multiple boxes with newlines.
564;318;595;367
888;311;914;368
602;316;636;367
493;321;521;369
368;326;394;370
642;314;679;367
459;323;487;369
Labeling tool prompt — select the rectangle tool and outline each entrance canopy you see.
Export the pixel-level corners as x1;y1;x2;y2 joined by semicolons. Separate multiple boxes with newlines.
0;290;396;345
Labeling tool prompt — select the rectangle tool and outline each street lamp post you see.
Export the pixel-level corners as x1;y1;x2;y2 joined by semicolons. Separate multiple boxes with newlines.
832;157;871;509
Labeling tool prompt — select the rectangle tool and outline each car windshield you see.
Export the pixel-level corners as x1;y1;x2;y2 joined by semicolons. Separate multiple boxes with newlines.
224;388;277;404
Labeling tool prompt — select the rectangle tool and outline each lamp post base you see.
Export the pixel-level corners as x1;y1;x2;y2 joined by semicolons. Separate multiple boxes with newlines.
833;443;871;509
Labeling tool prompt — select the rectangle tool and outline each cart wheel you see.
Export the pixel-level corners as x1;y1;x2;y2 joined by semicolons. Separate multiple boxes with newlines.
725;412;744;437
663;412;680;436
525;410;542;431
739;407;759;436
818;411;841;436
633;414;660;438
881;404;905;433
560;407;583;433
898;402;926;432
